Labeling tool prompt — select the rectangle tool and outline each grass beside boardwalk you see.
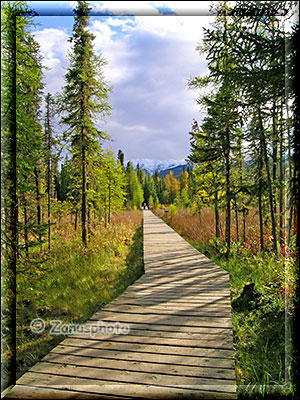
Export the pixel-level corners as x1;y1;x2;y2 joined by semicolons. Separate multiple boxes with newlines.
154;208;296;399
195;241;294;399
2;210;143;387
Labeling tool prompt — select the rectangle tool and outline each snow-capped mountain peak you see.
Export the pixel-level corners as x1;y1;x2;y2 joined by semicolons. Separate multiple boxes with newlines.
130;159;186;175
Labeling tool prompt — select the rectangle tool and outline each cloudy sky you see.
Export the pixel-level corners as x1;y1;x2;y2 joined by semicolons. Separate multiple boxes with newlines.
28;1;215;162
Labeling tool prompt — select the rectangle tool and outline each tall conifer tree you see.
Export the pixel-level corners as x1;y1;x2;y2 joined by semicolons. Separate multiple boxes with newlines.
1;0;44;387
60;0;112;246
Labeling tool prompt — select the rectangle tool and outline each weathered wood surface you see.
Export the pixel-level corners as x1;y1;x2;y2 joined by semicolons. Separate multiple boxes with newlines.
5;210;236;399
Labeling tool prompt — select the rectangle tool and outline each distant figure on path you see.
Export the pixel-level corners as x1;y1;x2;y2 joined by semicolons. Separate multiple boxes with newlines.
143;201;148;210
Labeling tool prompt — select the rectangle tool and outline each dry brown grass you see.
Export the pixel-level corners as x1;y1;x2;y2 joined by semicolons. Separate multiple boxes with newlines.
155;207;273;252
111;209;143;230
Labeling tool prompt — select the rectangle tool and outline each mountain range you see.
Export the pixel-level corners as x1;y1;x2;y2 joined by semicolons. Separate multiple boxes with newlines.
130;159;188;177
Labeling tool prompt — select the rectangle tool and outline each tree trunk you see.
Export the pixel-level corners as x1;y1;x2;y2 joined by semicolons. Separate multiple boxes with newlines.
271;101;278;191
3;9;17;386
87;204;91;237
258;107;278;254
86;182;91;237
258;139;264;251
242;208;246;244
225;128;231;256
34;166;42;242
214;191;220;238
286;104;293;246
279;103;284;245
24;201;29;256
234;196;239;243
81;134;87;246
46;95;52;250
108;180;111;225
74;209;78;231
104;199;108;228
47;152;51;250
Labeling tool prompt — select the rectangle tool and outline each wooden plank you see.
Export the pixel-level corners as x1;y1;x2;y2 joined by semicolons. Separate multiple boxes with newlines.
103;304;232;316
97;307;231;318
58;338;234;359
68;333;233;350
27;361;237;387
82;321;232;335
89;312;233;328
116;294;231;302
43;353;236;380
4;385;105;399
111;298;231;306
87;328;232;341
10;380;236;399
109;301;231;310
129;280;230;286
124;286;230;292
50;345;235;369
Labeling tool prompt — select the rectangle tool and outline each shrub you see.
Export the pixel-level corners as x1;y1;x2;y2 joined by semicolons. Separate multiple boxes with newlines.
169;204;178;217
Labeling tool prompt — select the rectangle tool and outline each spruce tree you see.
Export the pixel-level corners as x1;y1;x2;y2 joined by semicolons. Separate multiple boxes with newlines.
44;93;56;250
1;0;44;387
59;0;112;246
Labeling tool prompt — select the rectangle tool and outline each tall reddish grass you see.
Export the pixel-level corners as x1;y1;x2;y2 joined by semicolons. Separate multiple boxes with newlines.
111;209;142;230
155;207;273;253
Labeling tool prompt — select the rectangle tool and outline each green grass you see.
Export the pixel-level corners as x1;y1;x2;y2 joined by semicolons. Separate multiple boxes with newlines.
189;241;294;398
2;211;144;388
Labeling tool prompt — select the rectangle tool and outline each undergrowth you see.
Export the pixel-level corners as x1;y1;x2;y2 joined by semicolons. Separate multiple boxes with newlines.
4;210;144;384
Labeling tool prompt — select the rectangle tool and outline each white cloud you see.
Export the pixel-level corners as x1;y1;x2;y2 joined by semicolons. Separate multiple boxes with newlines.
33;3;211;160
86;1;213;16
90;19;138;85
89;1;161;16
34;28;70;94
34;28;70;60
134;15;212;42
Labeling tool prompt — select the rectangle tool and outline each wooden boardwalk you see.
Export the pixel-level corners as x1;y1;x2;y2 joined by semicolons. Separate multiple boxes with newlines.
5;210;236;399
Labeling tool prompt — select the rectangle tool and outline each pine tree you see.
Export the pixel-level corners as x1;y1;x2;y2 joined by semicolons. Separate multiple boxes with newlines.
117;149;125;169
132;172;144;209
165;171;179;204
92;151;125;226
1;0;44;387
59;0;112;246
44;93;56;250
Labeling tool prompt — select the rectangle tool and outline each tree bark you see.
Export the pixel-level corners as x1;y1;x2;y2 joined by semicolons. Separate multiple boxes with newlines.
258;138;264;251
34;166;42;243
3;8;17;386
108;180;111;225
224;127;231;256
87;182;91;237
214;191;220;238
81;137;87;246
24;201;29;256
258;107;278;254
234;196;239;243
242;208;246;244
279;103;284;245
45;95;52;250
74;209;78;231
